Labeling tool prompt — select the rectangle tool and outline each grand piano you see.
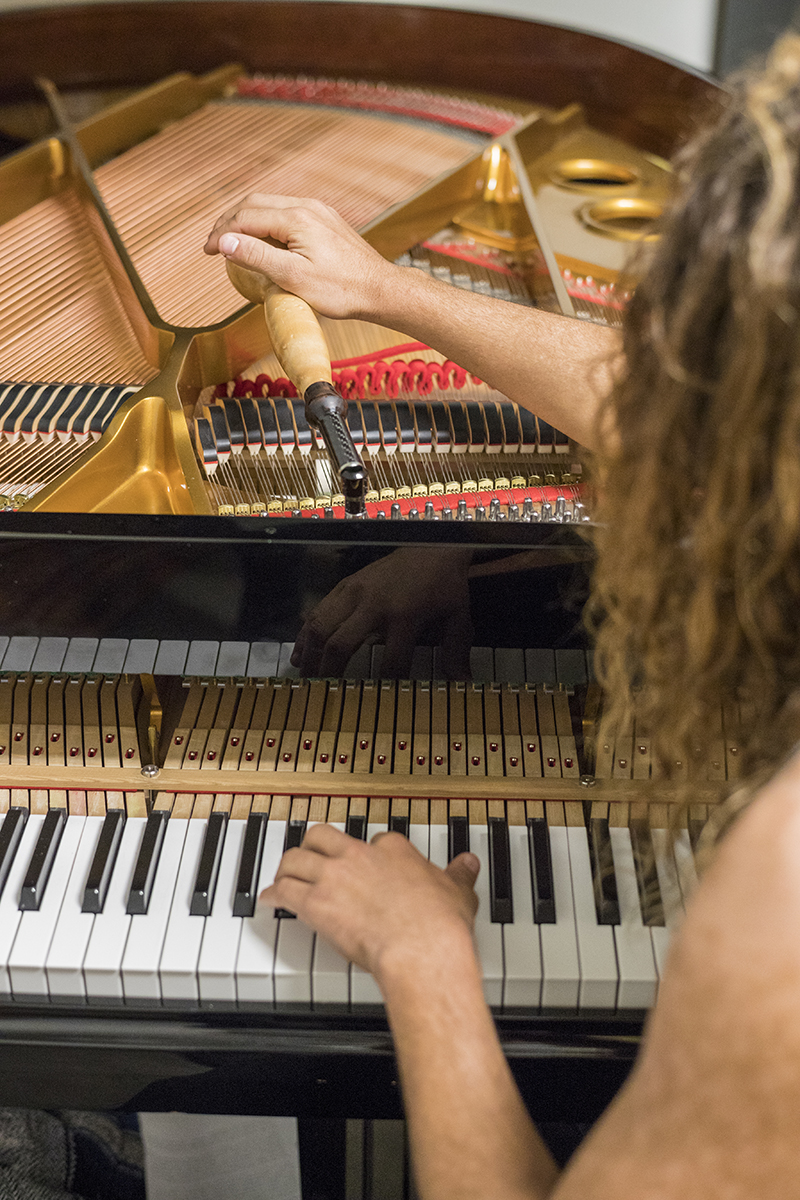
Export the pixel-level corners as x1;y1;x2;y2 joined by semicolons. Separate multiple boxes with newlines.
0;5;723;1194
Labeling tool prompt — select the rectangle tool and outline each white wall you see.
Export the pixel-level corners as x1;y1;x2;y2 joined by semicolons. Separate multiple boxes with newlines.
0;0;720;73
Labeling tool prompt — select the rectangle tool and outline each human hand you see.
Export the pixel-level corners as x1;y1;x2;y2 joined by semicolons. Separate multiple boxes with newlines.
204;193;398;320
260;824;480;984
291;546;474;678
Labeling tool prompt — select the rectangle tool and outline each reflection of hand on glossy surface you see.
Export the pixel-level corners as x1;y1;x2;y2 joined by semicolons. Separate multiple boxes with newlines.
291;547;474;678
260;823;480;983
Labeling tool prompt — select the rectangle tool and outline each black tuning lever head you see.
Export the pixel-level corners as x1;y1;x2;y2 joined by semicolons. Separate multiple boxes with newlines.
304;381;368;518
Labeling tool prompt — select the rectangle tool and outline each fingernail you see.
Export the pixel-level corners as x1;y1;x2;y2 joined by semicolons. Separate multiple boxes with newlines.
219;233;240;256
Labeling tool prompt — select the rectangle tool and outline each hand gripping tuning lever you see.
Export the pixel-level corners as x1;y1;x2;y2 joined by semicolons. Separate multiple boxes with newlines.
226;259;368;517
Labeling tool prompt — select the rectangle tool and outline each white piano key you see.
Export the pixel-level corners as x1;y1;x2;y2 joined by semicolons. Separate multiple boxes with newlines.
198;819;247;1003
274;915;316;1004
185;641;220;676
153;640;189;676
525;649;557;685
215;642;250;677
277;642;300;679
650;827;685;977
539;826;580;1008
123;639;159;675
493;648;526;684
408;819;429;861
246;641;281;677
311;819;350;1005
470;824;504;1006
45;815;105;998
9;814;85;997
673;828;699;907
62;638;99;674
504;825;542;1008
608;827;659;1009
352;815;389;1005
427;823;448;870
82;817;146;1000
236;815;286;1004
0;814;43;995
0;636;8;665
469;647;494;684
123;817;189;1001
31;637;69;673
92;639;130;675
158;820;208;1002
2;636;39;671
566;824;619;1009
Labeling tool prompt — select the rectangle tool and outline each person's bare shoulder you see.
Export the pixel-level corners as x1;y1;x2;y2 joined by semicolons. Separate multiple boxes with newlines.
554;751;800;1200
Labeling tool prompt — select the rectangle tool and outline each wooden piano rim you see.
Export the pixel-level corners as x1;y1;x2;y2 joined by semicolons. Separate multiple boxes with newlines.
0;764;721;802
0;2;721;159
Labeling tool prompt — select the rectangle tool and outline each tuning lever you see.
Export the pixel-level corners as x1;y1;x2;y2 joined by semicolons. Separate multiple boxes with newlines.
304;381;366;517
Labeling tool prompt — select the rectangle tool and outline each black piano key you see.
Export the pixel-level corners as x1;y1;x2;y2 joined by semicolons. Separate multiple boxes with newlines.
587;817;620;926
237;396;264;452
554;427;570;450
126;809;170;915
536;416;555;451
488;816;513;924
346;813;368;842
256;398;280;452
190;810;229;917
688;816;705;856
389;814;410;838
19;807;66;911
629;817;665;926
275;819;307;918
448;814;469;861
0;806;29;901
527;817;556;923
233;811;269;918
222;399;247;453
81;808;126;914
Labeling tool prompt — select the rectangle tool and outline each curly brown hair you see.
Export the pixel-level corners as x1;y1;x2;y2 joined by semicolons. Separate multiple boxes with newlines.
589;33;800;808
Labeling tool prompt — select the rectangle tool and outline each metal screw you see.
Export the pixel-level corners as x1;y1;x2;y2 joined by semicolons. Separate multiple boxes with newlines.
580;775;596;788
141;764;160;779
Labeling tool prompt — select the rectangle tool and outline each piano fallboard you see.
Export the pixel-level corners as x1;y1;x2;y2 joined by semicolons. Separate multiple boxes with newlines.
0;1004;639;1121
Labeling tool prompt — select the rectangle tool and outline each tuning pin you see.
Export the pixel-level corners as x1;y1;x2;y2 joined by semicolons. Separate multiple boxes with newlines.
391;502;402;520
489;497;501;520
573;501;585;521
442;506;453;520
508;503;519;521
424;501;436;520
541;501;553;521
555;496;566;520
409;507;420;520
522;496;534;520
323;506;335;519
376;510;387;519
457;499;468;520
475;504;486;521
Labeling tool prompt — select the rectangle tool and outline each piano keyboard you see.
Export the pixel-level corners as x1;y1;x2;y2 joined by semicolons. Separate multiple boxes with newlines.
0;790;701;1012
0;636;589;687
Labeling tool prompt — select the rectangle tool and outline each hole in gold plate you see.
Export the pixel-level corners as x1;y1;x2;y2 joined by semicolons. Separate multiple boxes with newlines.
578;196;662;241
550;158;639;190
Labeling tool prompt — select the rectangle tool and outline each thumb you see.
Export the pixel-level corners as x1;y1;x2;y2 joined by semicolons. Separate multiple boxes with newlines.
445;851;480;892
219;233;292;297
